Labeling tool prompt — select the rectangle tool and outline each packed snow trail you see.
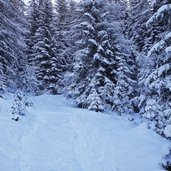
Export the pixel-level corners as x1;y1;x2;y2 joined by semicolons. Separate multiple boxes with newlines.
0;95;169;171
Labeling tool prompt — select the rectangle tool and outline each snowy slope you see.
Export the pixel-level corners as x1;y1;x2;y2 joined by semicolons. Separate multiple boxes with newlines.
0;95;169;171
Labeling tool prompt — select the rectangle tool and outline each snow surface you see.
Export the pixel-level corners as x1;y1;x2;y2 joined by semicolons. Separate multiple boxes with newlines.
0;95;169;171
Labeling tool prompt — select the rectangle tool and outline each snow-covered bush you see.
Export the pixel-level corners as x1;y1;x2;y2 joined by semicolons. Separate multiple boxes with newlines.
164;125;171;139
162;145;171;170
11;92;32;120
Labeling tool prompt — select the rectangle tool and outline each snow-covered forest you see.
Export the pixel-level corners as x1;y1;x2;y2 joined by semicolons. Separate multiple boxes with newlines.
0;0;171;170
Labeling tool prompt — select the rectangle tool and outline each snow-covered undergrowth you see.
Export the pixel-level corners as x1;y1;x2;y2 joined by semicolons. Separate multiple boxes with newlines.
0;94;170;171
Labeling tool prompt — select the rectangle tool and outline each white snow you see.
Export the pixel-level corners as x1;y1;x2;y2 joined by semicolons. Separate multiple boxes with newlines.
145;64;171;87
84;13;95;21
157;64;171;77
88;39;98;46
80;21;94;31
147;32;171;57
164;125;171;138
0;95;169;171
146;4;171;27
93;53;102;61
165;46;171;54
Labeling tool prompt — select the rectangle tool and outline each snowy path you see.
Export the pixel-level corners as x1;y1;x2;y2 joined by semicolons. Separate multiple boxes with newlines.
0;95;169;171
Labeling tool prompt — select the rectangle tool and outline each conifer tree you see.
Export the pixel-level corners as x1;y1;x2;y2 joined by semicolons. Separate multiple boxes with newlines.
61;0;80;90
0;0;27;94
54;0;73;74
124;0;153;52
27;0;62;94
142;2;171;134
68;0;120;112
26;0;40;65
113;51;138;115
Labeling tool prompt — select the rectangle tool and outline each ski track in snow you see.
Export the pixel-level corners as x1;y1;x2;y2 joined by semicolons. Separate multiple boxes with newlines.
0;95;169;171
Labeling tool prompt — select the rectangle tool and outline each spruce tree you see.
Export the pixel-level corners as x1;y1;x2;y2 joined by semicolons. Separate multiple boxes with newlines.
125;0;153;52
26;0;40;65
27;0;62;94
61;0;80;90
142;2;171;134
141;3;171;167
0;0;27;94
68;0;119;112
54;0;73;73
113;51;138;115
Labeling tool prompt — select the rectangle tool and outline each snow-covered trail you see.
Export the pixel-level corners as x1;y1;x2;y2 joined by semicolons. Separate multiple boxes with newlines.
0;95;169;171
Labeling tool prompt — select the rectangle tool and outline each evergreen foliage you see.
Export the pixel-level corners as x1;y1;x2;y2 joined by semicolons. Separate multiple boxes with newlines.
141;2;171;135
1;1;171;166
113;51;137;115
67;0;122;112
26;0;62;94
0;0;27;94
11;91;32;117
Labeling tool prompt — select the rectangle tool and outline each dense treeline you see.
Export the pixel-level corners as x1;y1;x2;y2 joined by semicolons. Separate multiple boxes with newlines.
0;0;171;168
